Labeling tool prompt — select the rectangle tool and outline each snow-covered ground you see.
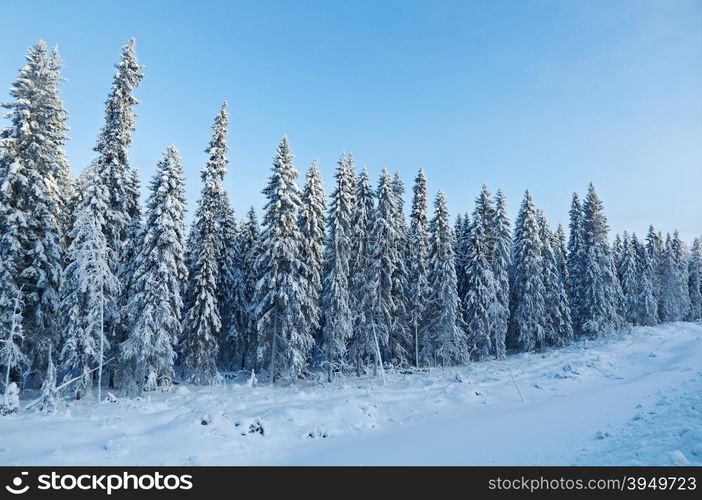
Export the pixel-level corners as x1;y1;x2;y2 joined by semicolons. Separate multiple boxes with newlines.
1;322;701;466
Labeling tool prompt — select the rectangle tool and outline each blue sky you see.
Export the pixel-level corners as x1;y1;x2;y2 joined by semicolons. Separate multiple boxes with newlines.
1;0;700;241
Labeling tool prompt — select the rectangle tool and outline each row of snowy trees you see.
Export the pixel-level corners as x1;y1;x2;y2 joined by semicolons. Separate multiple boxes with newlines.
1;40;701;411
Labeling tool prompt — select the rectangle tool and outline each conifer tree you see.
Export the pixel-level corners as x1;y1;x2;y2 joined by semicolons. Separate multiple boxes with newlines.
567;193;586;336
298;161;326;362
90;39;144;377
407;169;431;367
617;232;640;325
120;145;187;394
368;169;398;368
180;106;232;385
253;137;312;382
491;189;511;359
660;231;691;322
321;154;354;379
427;191;466;366
509;191;546;352
580;184;621;337
463;209;498;360
389;171;411;366
0;41;69;375
348;169;378;375
633;234;659;326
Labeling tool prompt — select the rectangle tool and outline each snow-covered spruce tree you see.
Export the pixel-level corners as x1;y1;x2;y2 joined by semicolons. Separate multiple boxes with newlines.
462;208;498;360
567;193;586;336
389;172;411;366
298;161;326;357
427;190;466;366
646;225;665;320
509;190;546;352
254;137;312;382
688;238;702;321
367;169;399;370
660;231;691;322
59;166;119;399
580;184;622;337
490;189;511;360
180;119;234;385
407;169;431;367
537;211;573;346
1;290;28;391
632;234;659;326
196;103;238;371
348;169;378;375
120;145;187;394
238;207;261;371
617;232;640;325
91;39;144;378
321;154;354;380
0;41;69;375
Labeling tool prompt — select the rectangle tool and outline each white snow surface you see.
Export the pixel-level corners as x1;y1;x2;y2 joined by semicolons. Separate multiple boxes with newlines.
1;322;701;466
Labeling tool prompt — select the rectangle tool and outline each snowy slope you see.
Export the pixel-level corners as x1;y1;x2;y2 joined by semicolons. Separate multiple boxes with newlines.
1;322;700;466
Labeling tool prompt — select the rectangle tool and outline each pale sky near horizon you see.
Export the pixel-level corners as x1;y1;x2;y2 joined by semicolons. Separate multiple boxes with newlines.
1;0;700;241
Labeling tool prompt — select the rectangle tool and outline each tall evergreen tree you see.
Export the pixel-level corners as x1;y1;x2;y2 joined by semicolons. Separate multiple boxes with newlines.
580;184;621;337
427;190;466;366
0;41;69;375
120;145;187;394
180;107;232;385
367;169;400;369
91;39;144;376
321;154;354;379
567;193;586;336
389;171;411;366
463;209;498;360
298;161;326;366
407;169;431;367
509;191;546;352
632;234;659;326
617;232;640;325
348;169;378;375
660;231;691;322
491;189;511;359
253;137;312;382
59;166;119;399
